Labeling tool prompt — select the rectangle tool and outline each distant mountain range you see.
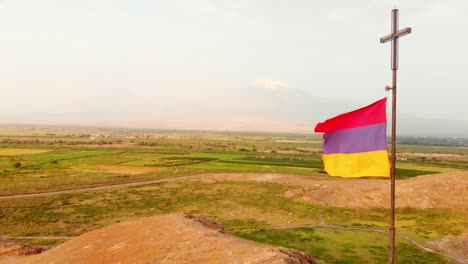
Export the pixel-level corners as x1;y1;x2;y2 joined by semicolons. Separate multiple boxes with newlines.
202;87;468;138
1;87;467;138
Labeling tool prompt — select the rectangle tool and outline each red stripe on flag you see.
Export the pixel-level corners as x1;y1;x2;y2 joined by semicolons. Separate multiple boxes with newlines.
314;98;387;133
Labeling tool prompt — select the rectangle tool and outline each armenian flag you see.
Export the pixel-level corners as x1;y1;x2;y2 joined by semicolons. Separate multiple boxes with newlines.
314;98;390;177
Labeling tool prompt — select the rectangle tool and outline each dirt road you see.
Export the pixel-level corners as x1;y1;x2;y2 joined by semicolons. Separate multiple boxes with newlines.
0;174;208;200
2;171;467;209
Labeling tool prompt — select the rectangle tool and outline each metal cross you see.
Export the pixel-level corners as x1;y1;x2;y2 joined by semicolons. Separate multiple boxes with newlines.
379;9;411;264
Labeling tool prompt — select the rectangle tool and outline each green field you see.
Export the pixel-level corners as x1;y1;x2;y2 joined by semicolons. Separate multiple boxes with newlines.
237;228;452;264
0;125;466;263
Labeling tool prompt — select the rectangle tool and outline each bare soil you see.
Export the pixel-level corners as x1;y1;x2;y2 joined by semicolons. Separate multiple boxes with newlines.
8;213;320;264
426;233;468;261
1;172;466;263
0;239;47;264
198;171;468;209
85;164;159;175
2;171;467;209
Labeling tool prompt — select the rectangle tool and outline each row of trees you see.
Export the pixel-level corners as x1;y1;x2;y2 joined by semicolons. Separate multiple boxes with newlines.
1;138;116;145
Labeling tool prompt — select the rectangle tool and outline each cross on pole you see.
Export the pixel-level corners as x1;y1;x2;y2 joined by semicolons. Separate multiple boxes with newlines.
380;9;411;264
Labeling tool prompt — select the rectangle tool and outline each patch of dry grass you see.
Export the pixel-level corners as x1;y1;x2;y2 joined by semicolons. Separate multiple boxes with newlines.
0;148;51;156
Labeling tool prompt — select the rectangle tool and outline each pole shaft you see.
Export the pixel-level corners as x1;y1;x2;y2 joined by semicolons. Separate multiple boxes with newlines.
389;8;398;264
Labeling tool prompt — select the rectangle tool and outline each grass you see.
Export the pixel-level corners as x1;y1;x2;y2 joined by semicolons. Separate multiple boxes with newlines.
1;181;465;241
9;238;67;246
397;144;468;155
221;218;270;230
119;157;215;167
0;128;466;263
188;162;317;174
184;152;245;160
236;227;452;264
219;159;324;168
0;180;464;263
33;150;113;162
0;166;180;196
395;168;439;179
0;135;462;196
395;163;459;172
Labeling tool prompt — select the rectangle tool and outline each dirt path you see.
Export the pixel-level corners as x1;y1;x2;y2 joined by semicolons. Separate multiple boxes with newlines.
1;172;467;209
0;174;210;200
2;172;466;262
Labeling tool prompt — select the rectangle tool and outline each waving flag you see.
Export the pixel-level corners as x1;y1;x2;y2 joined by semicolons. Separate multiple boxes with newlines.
314;98;390;177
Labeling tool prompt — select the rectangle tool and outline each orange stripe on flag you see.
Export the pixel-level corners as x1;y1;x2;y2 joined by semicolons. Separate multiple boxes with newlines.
322;150;390;177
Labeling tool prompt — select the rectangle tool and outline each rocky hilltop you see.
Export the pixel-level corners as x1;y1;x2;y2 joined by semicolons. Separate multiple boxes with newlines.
9;213;320;264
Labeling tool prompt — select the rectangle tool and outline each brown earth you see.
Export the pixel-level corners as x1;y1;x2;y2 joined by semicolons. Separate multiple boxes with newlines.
8;213;321;264
2;171;467;209
0;240;46;256
85;164;159;175
1;172;466;263
198;171;468;208
0;240;47;263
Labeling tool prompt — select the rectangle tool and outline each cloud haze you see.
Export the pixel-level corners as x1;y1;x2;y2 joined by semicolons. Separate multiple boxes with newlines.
0;1;467;136
252;78;291;90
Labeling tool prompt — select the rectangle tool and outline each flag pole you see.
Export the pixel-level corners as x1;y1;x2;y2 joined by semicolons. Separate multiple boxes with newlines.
389;9;398;263
380;9;412;264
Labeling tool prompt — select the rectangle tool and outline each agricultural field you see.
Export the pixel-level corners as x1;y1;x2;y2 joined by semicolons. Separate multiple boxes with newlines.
0;125;467;263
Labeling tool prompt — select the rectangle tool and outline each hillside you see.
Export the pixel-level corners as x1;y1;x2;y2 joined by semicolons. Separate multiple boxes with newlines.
8;213;321;264
197;171;468;208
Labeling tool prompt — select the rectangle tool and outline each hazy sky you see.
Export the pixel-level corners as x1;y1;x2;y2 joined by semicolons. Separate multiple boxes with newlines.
1;1;467;131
